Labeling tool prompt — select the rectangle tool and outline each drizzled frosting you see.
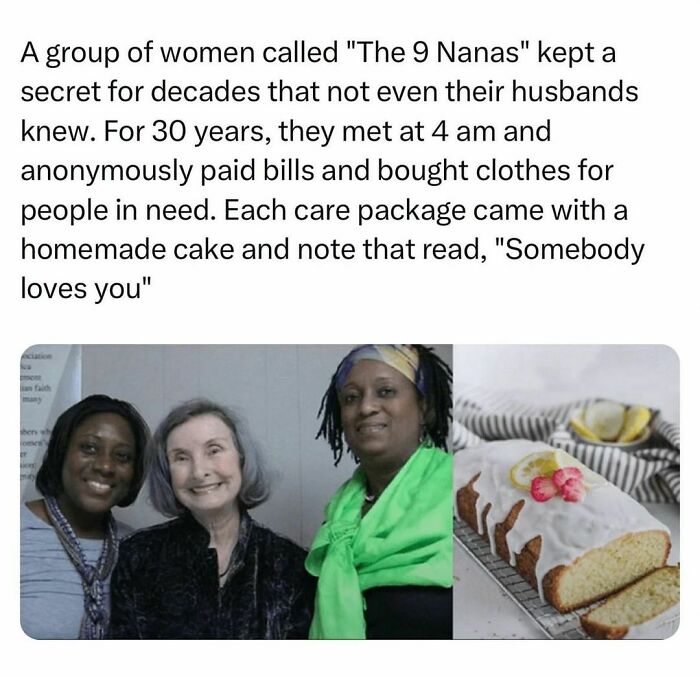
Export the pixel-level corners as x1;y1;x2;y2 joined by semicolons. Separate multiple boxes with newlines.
454;440;670;599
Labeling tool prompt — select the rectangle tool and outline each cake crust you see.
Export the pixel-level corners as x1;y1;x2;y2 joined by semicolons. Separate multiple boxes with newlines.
579;618;629;640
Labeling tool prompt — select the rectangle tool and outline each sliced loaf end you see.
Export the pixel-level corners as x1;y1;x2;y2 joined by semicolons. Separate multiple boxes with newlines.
581;565;680;639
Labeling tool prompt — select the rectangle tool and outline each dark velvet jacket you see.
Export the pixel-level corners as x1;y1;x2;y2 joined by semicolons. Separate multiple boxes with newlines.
109;512;315;639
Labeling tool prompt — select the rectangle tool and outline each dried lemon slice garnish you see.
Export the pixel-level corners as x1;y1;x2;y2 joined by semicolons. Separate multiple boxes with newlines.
509;451;559;490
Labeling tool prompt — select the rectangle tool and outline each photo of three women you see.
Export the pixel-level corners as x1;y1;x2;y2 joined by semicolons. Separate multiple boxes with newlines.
20;344;453;639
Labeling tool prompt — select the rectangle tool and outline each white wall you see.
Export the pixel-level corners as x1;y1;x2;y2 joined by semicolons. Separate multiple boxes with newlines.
454;345;679;424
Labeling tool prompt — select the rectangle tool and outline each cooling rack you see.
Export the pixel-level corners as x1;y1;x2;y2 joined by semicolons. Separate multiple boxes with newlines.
454;517;589;639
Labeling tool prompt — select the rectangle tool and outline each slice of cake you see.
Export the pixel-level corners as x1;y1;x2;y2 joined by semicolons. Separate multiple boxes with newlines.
581;565;680;639
454;440;671;612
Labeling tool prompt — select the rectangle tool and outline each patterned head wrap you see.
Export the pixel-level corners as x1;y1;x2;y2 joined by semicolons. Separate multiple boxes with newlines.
334;345;426;396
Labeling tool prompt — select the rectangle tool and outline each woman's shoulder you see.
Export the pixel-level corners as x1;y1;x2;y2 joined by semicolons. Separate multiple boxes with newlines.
21;503;55;552
248;519;308;564
21;501;49;528
114;519;134;539
118;517;191;556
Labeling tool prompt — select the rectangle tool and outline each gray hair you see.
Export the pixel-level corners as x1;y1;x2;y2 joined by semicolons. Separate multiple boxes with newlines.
148;398;270;517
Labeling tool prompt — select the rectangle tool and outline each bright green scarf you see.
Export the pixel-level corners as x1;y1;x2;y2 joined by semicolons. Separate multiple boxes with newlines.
305;446;453;639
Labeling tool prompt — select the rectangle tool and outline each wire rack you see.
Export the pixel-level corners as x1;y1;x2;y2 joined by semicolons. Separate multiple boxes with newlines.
454;517;590;639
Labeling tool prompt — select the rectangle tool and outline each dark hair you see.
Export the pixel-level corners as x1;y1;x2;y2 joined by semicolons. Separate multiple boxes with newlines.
148;399;270;517
317;345;452;465
35;394;150;507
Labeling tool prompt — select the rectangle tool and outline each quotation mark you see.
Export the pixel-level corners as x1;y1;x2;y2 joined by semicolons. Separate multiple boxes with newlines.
495;237;505;246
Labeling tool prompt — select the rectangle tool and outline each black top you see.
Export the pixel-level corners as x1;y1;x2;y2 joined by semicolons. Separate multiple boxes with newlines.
364;586;453;639
109;512;315;639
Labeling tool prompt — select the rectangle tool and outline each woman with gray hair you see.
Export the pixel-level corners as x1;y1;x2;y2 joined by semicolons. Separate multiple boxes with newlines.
109;399;315;639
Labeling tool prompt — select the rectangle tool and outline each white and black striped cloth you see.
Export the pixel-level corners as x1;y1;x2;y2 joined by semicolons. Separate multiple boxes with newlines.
454;386;680;503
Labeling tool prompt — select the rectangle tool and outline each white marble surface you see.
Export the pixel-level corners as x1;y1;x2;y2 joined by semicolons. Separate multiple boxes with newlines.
453;503;680;639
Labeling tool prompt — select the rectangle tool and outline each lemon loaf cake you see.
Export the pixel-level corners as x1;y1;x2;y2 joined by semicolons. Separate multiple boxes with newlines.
581;565;679;639
454;440;671;613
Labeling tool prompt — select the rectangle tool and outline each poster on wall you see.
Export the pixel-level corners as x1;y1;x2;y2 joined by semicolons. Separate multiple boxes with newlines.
20;345;81;500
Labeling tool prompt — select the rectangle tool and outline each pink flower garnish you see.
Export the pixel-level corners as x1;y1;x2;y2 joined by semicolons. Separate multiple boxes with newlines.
552;466;584;489
531;476;558;502
530;467;588;503
560;478;586;502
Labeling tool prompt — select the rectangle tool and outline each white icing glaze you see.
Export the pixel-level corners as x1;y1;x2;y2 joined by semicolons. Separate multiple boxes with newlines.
623;603;679;640
454;440;670;599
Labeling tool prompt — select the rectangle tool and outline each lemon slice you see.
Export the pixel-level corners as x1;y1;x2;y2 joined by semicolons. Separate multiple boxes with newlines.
509;451;559;490
554;449;607;488
618;405;651;443
584;400;625;441
569;412;602;442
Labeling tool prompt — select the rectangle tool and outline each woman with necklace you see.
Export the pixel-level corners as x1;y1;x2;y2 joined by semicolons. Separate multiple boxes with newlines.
109;399;315;639
306;345;453;639
21;395;150;639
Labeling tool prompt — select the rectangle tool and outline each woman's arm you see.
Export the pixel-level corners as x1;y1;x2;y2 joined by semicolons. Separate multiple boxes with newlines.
281;564;317;639
108;547;142;639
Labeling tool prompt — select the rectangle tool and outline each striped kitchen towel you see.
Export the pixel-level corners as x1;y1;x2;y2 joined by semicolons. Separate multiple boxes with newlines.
454;386;680;503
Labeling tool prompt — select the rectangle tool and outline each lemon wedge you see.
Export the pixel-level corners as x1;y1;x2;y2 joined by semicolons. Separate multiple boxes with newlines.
554;449;607;488
569;413;602;442
584;400;625;441
509;451;559;490
618;405;651;443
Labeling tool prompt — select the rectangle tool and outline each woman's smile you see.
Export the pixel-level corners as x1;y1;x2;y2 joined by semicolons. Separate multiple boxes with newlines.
355;422;388;435
85;479;115;495
189;481;226;494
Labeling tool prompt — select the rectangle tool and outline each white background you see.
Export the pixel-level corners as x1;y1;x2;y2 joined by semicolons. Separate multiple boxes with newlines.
1;0;697;673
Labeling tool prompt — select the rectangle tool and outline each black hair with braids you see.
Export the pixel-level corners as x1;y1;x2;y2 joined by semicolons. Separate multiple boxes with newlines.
316;345;452;466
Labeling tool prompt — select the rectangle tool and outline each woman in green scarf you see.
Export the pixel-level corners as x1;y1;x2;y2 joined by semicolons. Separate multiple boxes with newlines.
306;345;453;639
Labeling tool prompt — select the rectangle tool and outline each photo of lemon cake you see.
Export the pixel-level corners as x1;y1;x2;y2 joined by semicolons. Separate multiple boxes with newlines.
454;440;671;613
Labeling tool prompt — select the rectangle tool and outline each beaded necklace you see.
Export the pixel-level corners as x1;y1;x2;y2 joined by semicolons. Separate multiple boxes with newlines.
44;496;118;639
